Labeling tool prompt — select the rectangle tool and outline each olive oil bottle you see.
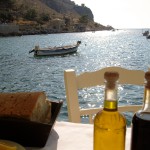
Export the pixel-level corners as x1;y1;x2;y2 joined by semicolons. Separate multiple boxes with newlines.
94;71;126;150
130;71;150;150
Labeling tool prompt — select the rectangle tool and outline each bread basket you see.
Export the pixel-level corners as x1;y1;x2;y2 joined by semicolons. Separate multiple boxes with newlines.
0;100;63;147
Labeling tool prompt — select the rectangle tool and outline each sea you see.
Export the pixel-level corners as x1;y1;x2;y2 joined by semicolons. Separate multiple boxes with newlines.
0;29;150;125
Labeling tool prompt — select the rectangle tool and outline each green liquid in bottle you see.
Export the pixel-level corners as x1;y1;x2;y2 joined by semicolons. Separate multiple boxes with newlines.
94;101;126;150
94;72;126;150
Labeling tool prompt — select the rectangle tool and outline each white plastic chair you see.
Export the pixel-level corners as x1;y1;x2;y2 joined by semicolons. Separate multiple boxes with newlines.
64;67;144;123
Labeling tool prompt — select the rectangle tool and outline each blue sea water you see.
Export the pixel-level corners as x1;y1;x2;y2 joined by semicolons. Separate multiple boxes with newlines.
0;29;150;124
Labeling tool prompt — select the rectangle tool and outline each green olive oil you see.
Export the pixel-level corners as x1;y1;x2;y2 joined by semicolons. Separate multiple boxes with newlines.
94;72;126;150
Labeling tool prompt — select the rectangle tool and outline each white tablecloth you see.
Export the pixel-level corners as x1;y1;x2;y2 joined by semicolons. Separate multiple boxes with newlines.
27;121;131;150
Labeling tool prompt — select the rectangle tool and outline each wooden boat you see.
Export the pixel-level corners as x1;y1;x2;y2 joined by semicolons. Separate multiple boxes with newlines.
146;35;150;39
29;41;81;56
142;30;149;36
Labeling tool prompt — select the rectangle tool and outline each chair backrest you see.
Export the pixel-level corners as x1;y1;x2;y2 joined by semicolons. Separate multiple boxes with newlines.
64;66;145;123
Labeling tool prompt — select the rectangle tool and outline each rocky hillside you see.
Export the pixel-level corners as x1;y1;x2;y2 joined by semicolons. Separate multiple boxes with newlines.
0;0;114;36
40;0;94;21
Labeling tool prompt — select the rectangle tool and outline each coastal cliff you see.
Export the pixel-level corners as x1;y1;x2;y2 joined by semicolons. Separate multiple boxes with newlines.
0;0;114;36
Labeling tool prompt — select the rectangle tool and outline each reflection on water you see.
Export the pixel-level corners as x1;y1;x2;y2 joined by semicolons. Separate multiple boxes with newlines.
0;29;150;124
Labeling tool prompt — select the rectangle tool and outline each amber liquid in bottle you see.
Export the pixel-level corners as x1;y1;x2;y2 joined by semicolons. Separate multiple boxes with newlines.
94;72;126;150
131;71;150;150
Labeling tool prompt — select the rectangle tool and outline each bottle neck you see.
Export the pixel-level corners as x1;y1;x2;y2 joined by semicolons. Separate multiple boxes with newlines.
142;87;150;112
103;82;118;111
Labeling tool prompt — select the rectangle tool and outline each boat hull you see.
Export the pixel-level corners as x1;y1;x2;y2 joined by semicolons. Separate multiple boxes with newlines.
29;41;81;56
34;46;78;56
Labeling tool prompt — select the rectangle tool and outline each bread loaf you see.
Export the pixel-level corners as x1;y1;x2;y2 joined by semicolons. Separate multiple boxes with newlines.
0;92;51;123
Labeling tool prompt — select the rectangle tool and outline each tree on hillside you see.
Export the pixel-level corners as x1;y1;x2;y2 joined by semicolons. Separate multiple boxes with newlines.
0;0;15;9
0;0;16;23
24;9;37;21
79;15;88;24
81;4;85;7
40;13;50;22
0;11;14;23
64;17;71;27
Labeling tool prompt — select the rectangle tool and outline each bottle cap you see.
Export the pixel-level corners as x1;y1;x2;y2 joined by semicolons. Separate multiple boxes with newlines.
145;71;150;82
104;71;119;82
145;71;150;88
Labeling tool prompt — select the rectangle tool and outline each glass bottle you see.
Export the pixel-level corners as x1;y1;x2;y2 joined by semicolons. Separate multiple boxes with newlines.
130;71;150;150
94;71;126;150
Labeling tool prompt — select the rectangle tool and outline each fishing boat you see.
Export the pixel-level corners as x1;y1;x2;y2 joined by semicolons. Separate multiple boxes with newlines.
29;41;81;56
146;35;150;39
142;30;149;36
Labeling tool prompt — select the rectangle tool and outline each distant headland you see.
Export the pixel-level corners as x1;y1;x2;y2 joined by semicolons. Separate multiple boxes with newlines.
0;0;114;36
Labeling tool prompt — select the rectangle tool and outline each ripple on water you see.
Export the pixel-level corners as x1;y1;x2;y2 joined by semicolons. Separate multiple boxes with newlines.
0;29;150;123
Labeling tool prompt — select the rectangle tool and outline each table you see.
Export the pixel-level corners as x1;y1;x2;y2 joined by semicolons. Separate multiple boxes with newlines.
26;121;131;150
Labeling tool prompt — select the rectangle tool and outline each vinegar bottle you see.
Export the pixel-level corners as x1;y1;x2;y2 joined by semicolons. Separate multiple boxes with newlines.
130;71;150;150
94;71;126;150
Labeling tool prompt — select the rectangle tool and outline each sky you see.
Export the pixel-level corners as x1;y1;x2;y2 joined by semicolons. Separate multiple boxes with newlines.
73;0;150;29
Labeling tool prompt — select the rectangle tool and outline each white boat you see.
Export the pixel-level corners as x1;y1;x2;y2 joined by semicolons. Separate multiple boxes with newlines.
29;41;81;56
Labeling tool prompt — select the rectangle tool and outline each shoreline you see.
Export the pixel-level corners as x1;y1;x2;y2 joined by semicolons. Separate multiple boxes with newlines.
0;28;113;37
